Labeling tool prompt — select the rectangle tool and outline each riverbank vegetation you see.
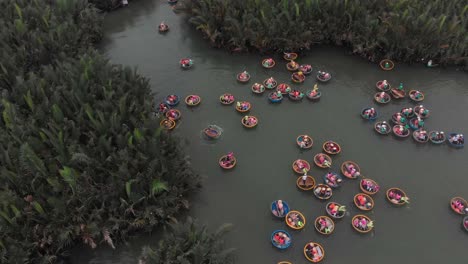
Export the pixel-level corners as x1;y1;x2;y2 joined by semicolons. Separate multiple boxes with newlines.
178;0;468;67
139;217;235;264
0;0;203;263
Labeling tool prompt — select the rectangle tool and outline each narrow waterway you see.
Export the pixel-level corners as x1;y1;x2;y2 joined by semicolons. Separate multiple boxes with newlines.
71;1;468;263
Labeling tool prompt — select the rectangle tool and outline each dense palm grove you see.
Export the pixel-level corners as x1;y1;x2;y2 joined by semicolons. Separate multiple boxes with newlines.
0;0;226;263
178;0;468;67
139;218;235;264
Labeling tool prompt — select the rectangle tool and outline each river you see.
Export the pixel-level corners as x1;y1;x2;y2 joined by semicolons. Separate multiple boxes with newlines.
70;1;468;263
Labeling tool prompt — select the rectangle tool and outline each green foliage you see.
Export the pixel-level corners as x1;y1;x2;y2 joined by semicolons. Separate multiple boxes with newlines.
0;0;201;263
179;0;468;66
139;217;235;264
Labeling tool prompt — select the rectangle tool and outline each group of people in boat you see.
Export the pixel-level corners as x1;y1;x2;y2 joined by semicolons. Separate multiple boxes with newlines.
272;200;286;217
361;179;380;193
299;136;312;148
316;154;331;167
286;212;305;229
451;199;468;215
394;125;408;136
314;185;332;198
344;163;360;177
393;112;406;124
316;217;333;234
220;152;235;167
287;60;299;70
166;94;179;105
324;172;341;187
166;109;179;119
299;64;312;73
270;91;283;100
308;84;320;98
401;107;413;117
180;58;193;68
238;71;250;81
272;231;291;246
294;160;309;173
264;77;277;88
412;117;424;128
416;105;429;117
158;103;170;113
290;89;303;98
362;108;377;119
449;134;464;145
376;91;388;103
161;119;174;129
431;131;445;141
387;189;406;203
220;94;234;104
378;80;390;90
305;243;324;262
411;90;423;100
376;121;389;133
300;173;313;187
186;95;199;105
292;71;305;82
317;71;330;80
243;116;257;126
414;129;428;141
263;58;275;68
327;203;344;217
236;101;250;111
353;216;372;231
355;194;373;209
324;142;339;154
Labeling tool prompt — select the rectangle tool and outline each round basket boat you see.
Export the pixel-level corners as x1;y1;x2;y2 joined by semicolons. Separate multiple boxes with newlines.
316;72;331;82
262;58;276;69
429;131;446;144
361;107;378;120
271;230;292;249
450;197;468;215
323;172;342;188
291;72;306;83
179;58;193;69
268;92;283;103
277;83;292;95
263;77;278;89
374;121;391;135
160;119;176;130
463;216;468;232
315;216;335;235
236;72;251;83
283;52;298;61
314;153;332;168
354;193;375;211
292;159;311;174
271;200;290;218
165;94;180;106
412;129;429;143
306;90;321;100
185;95;201;106
158;23;169;33
297;135;313;149
374;92;391;104
251;83;266;94
386;188;410;205
157;102;171;114
241;115;258;128
326;202;346;219
219;155;236;169
299;64;313;75
375;80;391;92
285;210;306;230
414;105;430;119
393;125;410;138
447;133;464;149
351;215;374;233
165;109;181;121
409;117;424;130
409;90;424;102
235;101;251;113
304;242;325;263
323;141;341;155
203;125;222;139
400;107;415;118
341;161;361;179
391;113;408;125
313;184;333;200
219;93;235;105
286;61;300;72
379;59;395;71
289;90;305;101
297;175;316;191
359;178;380;195
390;88;406;99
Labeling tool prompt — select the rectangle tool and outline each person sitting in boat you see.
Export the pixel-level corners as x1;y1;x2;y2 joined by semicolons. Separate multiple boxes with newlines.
265;77;276;87
284;53;294;60
167;95;177;104
362;180;379;193
306;243;323;261
239;71;249;80
378;80;389;90
167;110;178;119
449;134;464;145
289;60;298;68
435;131;444;140
328;203;338;216
161;120;172;128
159;22;168;31
301;64;312;72
273;200;285;217
413;90;423;99
376;121;388;133
291;90;301;98
402;108;413;116
318;71;330;79
317;155;330;167
293;71;304;81
326;143;338;153
326;173;342;186
357;194;370;208
378;92;387;102
395;112;406;123
181;59;191;67
187;95;197;105
158;103;169;112
318;217;331;233
301;173;309;186
346;163;360;177
263;58;274;67
397;83;404;90
416;117;424;127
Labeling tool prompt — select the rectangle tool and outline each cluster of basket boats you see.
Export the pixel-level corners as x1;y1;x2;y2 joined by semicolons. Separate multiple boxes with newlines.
361;80;464;148
270;138;411;263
